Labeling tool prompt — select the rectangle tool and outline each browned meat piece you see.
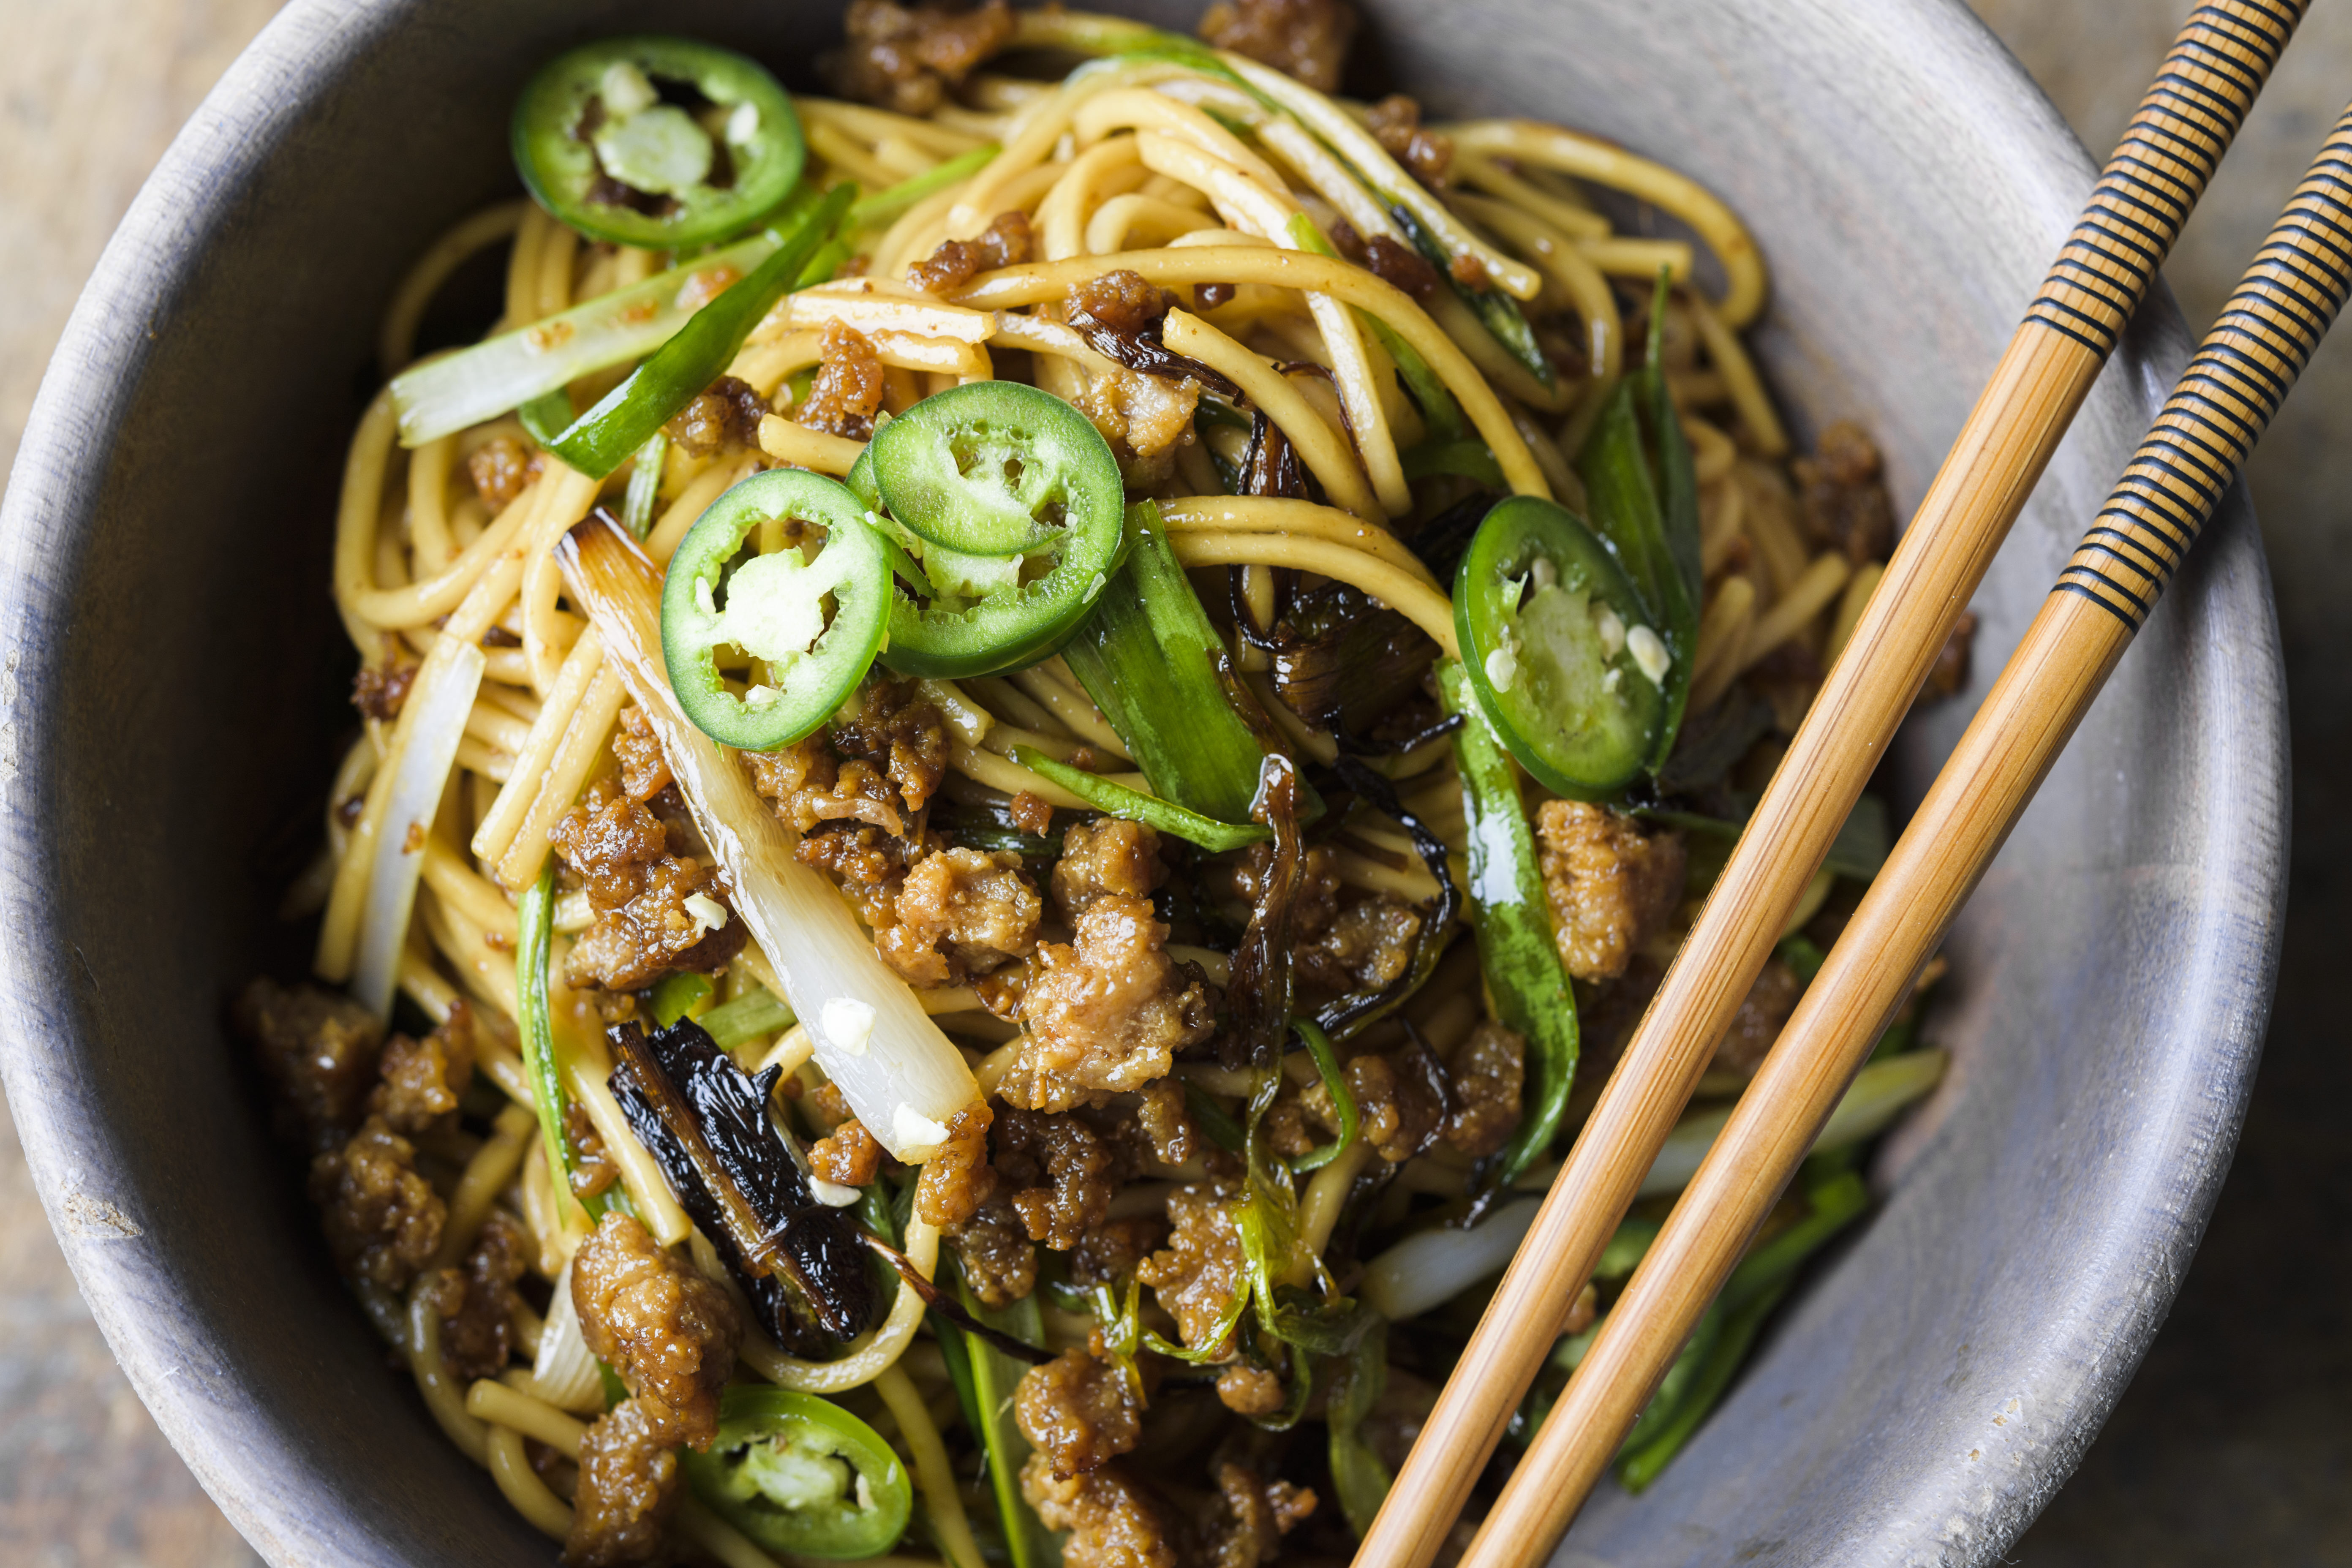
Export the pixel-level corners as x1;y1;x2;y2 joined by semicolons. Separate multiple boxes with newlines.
795;825;918;945
236;977;383;1151
612;705;674;802
1005;896;1216;1112
946;1193;1036;1309
1208;1462;1318;1568
1793;419;1895;564
351;660;416;722
566;1101;619;1200
1069;1215;1168;1286
1441;1021;1523;1158
1712;958;1801;1075
1295;894;1421;994
1365;235;1443;300
565;1398;680;1568
551;778;746;991
915;1102;997;1227
1069;270;1177;336
425;1209;529;1382
1078;368;1200;485
1536;800;1687;983
805;1079;856;1135
1009;790;1055;836
808;1117;884;1187
468;434;542;510
368;1004;476;1135
908;209;1035;294
1363;94;1453;187
995;1108;1116;1250
1215;1363;1286;1416
798;319;887;440
1052;817;1165;924
825;0;1015;116
663;374;769;457
884;846;1042;986
1017;1347;1141;1478
836;676;950;817
1344;1047;1445;1163
1198;0;1356;90
570;1211;741;1448
1021;1455;1179;1568
310;1116;444;1291
1921;610;1978;702
1132;1080;1195;1168
1136;1184;1245;1354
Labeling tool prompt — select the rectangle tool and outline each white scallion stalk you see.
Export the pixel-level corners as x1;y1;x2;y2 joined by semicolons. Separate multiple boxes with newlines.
1361;1198;1540;1321
389;232;780;446
531;1258;606;1414
557;521;979;1160
352;642;485;1019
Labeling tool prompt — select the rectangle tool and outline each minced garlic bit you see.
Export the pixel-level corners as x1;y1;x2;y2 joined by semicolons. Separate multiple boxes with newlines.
1627;624;1671;685
893;1104;953;1154
1484;632;1521;694
808;1175;864;1207
821;996;877;1056
682;891;731;936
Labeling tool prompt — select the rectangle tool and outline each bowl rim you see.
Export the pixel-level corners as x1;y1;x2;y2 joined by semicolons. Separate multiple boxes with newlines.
0;1;2290;1563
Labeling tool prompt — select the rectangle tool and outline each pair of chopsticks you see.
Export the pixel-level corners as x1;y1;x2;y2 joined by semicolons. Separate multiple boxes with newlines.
1361;1;2319;1563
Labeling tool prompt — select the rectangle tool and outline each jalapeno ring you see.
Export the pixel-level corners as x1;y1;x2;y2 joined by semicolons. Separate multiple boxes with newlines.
514;36;805;250
680;1387;913;1559
660;468;888;751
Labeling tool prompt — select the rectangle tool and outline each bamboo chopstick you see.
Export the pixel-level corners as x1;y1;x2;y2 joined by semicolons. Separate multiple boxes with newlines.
1357;4;2306;1564
1463;95;2352;1565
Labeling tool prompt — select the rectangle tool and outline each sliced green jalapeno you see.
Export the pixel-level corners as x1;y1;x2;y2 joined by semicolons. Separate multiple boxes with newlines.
661;468;888;750
868;379;1124;557
680;1387;912;1559
847;406;1127;680
1455;495;1668;799
514;36;805;250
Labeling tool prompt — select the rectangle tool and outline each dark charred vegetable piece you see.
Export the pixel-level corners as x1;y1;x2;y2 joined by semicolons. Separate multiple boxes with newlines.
1438;661;1579;1200
681;1386;914;1558
1238;407;1307;499
539;182;854;479
518;863;606;1219
1067;299;1239;395
1223;754;1307;1074
1010;745;1269;853
1334;710;1462;758
609;1017;876;1341
661;467;891;750
514;37;806;250
1271;578;1440;742
1061;502;1315;825
1306;759;1461;1044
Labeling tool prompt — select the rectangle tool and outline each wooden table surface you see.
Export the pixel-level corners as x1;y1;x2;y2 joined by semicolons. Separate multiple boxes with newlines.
0;2;2343;1564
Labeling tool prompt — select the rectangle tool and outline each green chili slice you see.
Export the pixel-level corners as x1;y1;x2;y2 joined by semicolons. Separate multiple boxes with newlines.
1440;661;1579;1193
681;1387;912;1558
660;466;889;751
514;36;805;250
540;182;853;480
849;413;1127;681
870;379;1124;558
517;863;602;1219
1455;494;1668;800
1288;1019;1358;1174
1010;746;1269;852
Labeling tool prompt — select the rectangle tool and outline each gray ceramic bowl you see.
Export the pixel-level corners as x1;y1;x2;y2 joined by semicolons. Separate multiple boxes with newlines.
0;0;2287;1563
